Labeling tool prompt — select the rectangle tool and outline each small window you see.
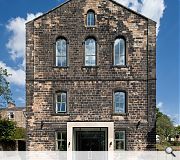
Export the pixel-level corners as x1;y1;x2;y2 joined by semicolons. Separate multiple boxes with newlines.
87;10;95;26
115;131;126;150
56;92;67;113
85;38;96;66
114;38;126;65
56;132;67;151
56;38;67;67
114;91;126;113
8;112;14;119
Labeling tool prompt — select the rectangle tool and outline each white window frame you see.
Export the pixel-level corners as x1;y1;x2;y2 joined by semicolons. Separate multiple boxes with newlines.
56;38;67;67
56;132;67;151
85;38;96;66
8;112;14;119
114;38;125;66
56;92;67;113
114;131;126;150
114;91;126;113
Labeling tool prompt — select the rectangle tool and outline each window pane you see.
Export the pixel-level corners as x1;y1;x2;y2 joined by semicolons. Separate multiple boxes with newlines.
115;131;125;140
57;132;67;151
56;39;67;66
60;103;66;112
85;39;96;55
57;103;61;112
57;94;61;103
62;132;67;139
114;92;125;113
61;93;66;102
57;132;62;140
87;12;95;26
114;38;125;65
61;57;67;66
85;38;96;66
115;140;125;150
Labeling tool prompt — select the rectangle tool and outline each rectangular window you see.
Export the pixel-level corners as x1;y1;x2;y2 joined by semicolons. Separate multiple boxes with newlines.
8;112;14;119
56;39;67;67
114;91;126;113
85;38;96;66
56;132;67;151
115;131;126;150
56;92;67;113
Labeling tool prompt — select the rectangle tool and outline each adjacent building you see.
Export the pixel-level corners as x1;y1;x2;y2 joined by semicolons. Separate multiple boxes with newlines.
26;0;156;151
0;102;26;128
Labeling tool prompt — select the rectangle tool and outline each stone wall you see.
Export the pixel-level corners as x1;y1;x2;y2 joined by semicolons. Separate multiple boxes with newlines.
26;0;156;151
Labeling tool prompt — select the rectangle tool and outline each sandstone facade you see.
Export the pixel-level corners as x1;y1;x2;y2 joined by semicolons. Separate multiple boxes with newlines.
26;0;156;151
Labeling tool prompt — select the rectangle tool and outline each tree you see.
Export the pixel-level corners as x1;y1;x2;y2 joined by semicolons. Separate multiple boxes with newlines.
0;119;16;141
156;108;174;142
0;67;12;107
12;127;26;140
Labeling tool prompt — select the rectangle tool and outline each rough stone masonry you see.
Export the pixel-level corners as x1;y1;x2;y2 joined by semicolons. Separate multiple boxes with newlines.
26;0;156;151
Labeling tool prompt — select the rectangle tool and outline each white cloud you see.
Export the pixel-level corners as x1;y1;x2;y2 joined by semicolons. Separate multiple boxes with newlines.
2;13;42;87
157;102;163;109
115;0;165;34
0;61;25;86
6;13;42;62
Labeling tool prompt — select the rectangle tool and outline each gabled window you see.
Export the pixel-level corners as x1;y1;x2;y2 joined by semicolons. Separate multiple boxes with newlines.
114;38;126;66
87;10;95;26
56;132;67;151
56;92;67;113
85;38;96;66
56;38;67;67
115;131;126;150
114;91;126;113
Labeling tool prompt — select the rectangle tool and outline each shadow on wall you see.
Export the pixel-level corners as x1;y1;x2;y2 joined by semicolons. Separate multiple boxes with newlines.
0;140;26;151
146;125;156;151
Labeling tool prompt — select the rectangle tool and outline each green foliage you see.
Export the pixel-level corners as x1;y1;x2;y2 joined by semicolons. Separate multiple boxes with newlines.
0;67;12;107
156;108;174;141
12;127;26;140
0;119;16;141
175;126;180;135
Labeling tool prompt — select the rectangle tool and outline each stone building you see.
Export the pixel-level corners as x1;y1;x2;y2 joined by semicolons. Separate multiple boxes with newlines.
26;0;156;151
0;102;26;128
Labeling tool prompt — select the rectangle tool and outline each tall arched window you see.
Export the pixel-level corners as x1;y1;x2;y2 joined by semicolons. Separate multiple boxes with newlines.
114;38;126;66
56;38;67;67
114;91;126;113
87;10;95;26
85;38;96;66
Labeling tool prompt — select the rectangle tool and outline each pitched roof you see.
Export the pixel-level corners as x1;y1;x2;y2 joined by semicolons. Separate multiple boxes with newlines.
0;107;25;111
26;0;156;25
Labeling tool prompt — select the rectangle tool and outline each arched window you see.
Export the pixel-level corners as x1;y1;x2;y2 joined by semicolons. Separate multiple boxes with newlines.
87;10;95;26
85;38;96;66
114;38;126;65
56;38;67;67
114;91;126;113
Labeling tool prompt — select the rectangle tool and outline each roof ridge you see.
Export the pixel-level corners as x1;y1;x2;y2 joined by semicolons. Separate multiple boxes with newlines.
26;0;156;25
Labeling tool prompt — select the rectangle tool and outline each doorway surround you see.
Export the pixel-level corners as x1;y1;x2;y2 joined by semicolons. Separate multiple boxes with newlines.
67;122;114;151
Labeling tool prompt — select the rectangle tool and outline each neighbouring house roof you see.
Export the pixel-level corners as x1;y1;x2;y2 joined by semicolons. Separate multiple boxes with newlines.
0;102;25;112
0;107;25;112
26;0;156;25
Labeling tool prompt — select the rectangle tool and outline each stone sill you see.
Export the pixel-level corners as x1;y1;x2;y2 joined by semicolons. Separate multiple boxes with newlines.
53;66;69;69
110;65;129;69
82;66;99;69
112;113;129;116
51;113;70;116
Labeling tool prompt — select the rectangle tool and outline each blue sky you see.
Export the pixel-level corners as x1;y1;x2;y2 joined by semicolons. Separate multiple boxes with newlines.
0;0;179;124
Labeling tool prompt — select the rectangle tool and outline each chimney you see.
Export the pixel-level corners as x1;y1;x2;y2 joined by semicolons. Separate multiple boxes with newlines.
7;102;16;108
